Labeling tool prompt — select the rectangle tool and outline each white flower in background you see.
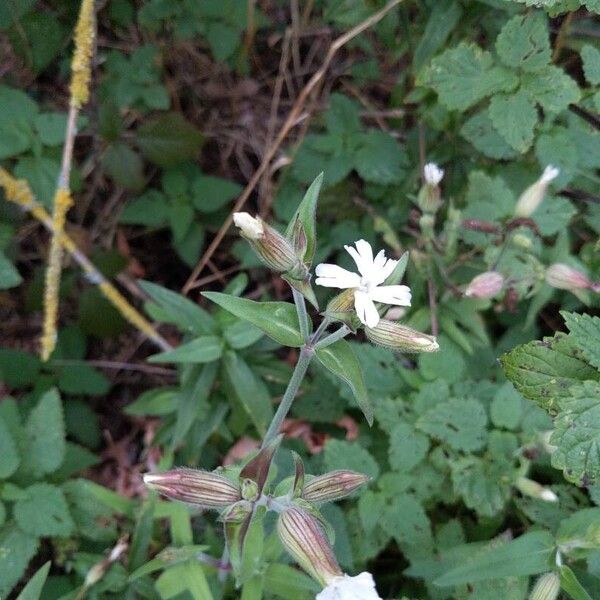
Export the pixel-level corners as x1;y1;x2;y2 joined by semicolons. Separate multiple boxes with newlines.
423;162;444;186
315;240;411;328
316;572;383;600
514;165;560;218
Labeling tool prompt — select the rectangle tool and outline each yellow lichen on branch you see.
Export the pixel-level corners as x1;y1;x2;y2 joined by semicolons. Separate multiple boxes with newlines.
0;169;172;353
70;0;95;109
41;188;73;360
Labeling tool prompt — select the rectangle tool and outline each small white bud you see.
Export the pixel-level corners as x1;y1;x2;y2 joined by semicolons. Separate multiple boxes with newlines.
545;263;591;291
233;212;264;239
464;271;504;299
424;163;444;186
514;165;560;218
516;477;558;503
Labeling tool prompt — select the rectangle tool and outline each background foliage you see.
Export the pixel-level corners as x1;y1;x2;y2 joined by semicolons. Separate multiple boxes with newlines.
0;0;599;598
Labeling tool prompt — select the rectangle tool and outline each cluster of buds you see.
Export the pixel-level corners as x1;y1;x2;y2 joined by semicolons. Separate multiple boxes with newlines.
464;271;505;299
545;263;599;294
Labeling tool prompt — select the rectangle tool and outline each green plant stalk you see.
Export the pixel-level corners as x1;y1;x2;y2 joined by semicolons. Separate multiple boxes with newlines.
292;287;310;341
314;325;351;349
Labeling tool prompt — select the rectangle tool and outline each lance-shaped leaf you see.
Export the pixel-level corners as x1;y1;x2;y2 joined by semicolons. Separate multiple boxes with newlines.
559;565;593;600
202;292;304;347
285;173;323;266
240;435;282;497
316;340;373;425
383;251;409;286
148;336;223;364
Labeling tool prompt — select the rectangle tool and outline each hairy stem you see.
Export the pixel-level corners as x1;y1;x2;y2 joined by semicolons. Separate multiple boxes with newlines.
314;325;351;350
292;287;310;341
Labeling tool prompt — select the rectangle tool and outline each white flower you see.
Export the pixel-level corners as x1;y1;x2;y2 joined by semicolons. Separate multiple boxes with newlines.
233;212;264;239
315;240;411;328
316;572;382;600
424;162;444;186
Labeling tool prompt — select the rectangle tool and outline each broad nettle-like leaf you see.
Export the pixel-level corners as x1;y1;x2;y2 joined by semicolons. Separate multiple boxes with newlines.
0;524;39;598
488;90;537;153
562;311;600;371
500;333;600;413
551;381;600;486
495;13;551;72
203;293;304;348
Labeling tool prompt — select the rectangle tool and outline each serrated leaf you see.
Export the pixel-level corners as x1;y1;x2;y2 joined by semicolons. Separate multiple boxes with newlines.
488;91;537;153
418;42;518;110
434;531;555;587
533;195;576;236
323;439;379;479
23;388;66;475
581;44;600;86
490;383;523;431
388;422;430;471
495;13;551;72
381;494;433;556
562;312;600;370
500;333;600;413
148;335;223;364
15;561;50;600
551;381;600;485
417;398;488;451
0;524;39;598
316;339;372;425
460;110;519;159
0;414;19;478
521;65;581;114
203;292;303;347
285;173;323;266
102;141;145;191
355;131;407;184
15;483;74;537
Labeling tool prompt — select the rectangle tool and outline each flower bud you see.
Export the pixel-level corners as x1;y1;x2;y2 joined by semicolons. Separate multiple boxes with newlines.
365;320;439;353
545;263;591;291
514;165;560;218
516;477;558;503
511;233;533;250
144;468;241;508
464;271;504;299
233;212;304;276
317;572;383;600
277;507;342;585
303;471;370;503
417;163;444;214
241;478;259;502
219;499;253;523
529;572;560;600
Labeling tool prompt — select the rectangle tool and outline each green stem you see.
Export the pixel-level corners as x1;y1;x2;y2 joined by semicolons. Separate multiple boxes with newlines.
261;346;313;448
314;325;351;349
292;288;310;341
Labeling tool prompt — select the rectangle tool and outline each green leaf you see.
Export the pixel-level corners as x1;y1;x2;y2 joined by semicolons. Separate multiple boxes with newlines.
418;42;518;110
490;383;523;431
136;112;203;167
562;312;600;370
203;292;303;347
533;195;577;236
522;65;581;114
316;339;372;425
434;531;555;587
0;414;20;478
155;561;214;600
355;131;407;185
0;251;22;289
551;381;600;485
323;439;379;479
488;91;537;153
417;398;487;451
500;333;600;413
0;524;39;599
34;112;67;146
191;174;242;213
285;173;323;266
120;190;168;227
381;494;433;556
263;563;319;599
14;483;74;537
139;280;216;335
148;335;223;364
495;13;551;72
22;388;66;476
223;351;273;436
560;565;594;600
102;142;145;190
388;422;430;471
460;110;519;159
15;561;50;600
581;45;600;86
206;21;240;62
57;363;111;396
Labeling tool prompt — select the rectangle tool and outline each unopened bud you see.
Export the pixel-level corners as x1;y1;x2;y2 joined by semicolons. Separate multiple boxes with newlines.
144;468;241;508
365;319;439;353
464;271;504;299
219;499;253;523
417;163;444;214
516;477;558;503
512;233;533;250
241;478;259;502
529;572;560;600
233;212;303;275
514;165;560;218
545;263;591;291
303;471;370;503
277;507;342;585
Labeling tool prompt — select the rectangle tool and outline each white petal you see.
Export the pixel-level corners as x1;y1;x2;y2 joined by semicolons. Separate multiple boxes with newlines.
317;572;382;600
370;256;398;286
315;264;361;289
424;162;444;185
369;285;412;306
541;165;560;184
344;239;374;278
354;290;380;328
373;249;387;270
